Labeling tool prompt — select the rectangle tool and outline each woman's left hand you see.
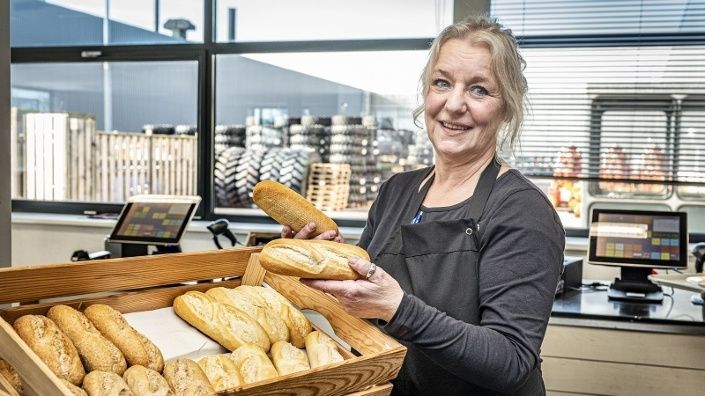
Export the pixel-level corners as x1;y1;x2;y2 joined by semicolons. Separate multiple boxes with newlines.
301;257;404;322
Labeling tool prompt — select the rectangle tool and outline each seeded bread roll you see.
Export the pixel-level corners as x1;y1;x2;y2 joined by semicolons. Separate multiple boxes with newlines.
173;291;270;352
122;365;174;396
196;355;241;392
82;371;133;396
260;239;369;280
47;305;128;375
234;286;312;348
270;341;310;375
162;359;214;396
205;287;289;345
252;180;338;237
83;304;164;373
304;331;345;368
62;379;89;396
228;344;278;384
12;315;85;385
0;358;23;394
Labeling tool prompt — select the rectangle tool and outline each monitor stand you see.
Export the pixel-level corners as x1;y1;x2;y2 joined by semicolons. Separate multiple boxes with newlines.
608;267;663;303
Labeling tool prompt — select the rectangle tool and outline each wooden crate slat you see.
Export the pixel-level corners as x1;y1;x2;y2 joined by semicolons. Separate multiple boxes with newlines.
347;383;393;396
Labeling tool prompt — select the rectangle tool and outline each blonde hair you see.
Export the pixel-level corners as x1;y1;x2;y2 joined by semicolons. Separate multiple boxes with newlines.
413;15;528;151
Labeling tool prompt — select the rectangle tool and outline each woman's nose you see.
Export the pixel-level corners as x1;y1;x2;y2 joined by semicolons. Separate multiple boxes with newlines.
445;88;467;113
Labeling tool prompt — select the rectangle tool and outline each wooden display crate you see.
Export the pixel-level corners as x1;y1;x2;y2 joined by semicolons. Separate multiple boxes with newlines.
0;247;405;395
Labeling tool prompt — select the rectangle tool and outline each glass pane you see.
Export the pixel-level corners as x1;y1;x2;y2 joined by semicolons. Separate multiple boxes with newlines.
11;0;204;46
10;61;199;203
213;51;429;215
677;102;705;200
215;0;453;42
678;205;705;235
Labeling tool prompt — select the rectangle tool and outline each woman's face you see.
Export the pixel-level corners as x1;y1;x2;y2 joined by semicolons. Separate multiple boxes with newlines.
424;38;505;163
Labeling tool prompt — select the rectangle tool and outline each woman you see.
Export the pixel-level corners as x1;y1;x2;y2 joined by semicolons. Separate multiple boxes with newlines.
284;16;564;395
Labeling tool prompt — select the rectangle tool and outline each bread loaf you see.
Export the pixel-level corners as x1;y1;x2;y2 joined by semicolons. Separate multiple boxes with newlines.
83;304;164;373
47;305;128;375
122;365;174;396
0;358;23;394
196;355;241;392
234;286;312;348
260;239;368;280
252;180;338;237
82;370;133;396
205;287;289;344
304;331;344;368
162;359;214;396
12;315;85;385
228;344;278;384
62;378;89;396
270;341;310;375
173;291;270;352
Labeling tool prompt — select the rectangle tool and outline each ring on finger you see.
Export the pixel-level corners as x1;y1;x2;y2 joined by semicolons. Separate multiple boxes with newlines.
365;263;377;280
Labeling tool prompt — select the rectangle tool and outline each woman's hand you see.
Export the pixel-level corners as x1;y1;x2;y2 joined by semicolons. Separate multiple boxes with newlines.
301;257;404;321
280;222;344;242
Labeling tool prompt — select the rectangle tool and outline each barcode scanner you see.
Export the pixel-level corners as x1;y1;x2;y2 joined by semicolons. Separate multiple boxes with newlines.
692;242;705;273
207;219;239;250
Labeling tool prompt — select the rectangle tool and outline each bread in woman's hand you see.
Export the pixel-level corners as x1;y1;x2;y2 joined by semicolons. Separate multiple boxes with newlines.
0;358;23;394
197;354;241;392
12;315;85;385
173;291;270;352
252;180;338;237
47;305;128;375
83;304;164;373
228;344;278;384
82;370;133;396
270;341;310;375
122;365;174;396
205;287;289;345
232;286;312;348
304;331;344;368
162;359;214;396
260;239;369;280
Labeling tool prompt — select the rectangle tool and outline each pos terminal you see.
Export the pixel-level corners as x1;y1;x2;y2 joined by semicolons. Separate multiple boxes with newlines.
105;195;201;258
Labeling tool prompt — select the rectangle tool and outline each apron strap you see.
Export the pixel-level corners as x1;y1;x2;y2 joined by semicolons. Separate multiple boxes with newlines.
465;156;501;220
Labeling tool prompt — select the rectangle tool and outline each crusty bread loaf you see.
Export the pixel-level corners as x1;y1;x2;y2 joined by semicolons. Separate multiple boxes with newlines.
234;286;312;348
12;315;85;385
47;305;128;375
82;370;133;396
196;355;241;392
173;291;270;352
304;331;344;368
205;287;289;344
252;180;338;237
122;365;174;396
228;344;278;384
260;239;368;280
83;304;164;373
162;359;214;396
62;378;89;396
270;341;310;375
0;358;23;394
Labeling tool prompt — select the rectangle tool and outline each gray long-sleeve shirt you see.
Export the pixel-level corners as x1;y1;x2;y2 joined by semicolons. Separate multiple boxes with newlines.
358;168;565;394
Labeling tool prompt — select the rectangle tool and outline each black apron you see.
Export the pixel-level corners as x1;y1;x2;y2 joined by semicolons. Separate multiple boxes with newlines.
374;159;545;396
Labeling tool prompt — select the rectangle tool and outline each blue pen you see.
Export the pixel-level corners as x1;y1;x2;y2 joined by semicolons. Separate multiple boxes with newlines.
411;210;424;224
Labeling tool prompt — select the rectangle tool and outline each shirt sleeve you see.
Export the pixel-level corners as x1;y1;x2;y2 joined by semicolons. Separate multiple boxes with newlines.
381;189;565;393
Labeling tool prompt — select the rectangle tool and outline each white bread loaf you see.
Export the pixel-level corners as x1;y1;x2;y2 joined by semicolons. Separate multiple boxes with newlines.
162;359;214;396
12;315;85;385
62;379;89;396
172;291;270;352
196;354;242;392
82;370;133;396
270;341;310;375
233;286;312;348
252;180;338;237
205;287;289;345
83;304;164;373
304;331;344;368
47;305;128;375
122;365;174;396
228;344;278;384
259;239;369;280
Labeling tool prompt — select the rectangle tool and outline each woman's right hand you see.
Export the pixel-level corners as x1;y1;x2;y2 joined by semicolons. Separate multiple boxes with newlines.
281;222;344;242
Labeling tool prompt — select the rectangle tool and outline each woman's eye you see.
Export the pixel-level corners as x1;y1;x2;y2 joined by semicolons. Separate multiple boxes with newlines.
432;79;450;89
470;86;488;96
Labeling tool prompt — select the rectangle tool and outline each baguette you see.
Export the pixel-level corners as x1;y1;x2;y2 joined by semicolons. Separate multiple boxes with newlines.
304;331;344;368
12;315;85;385
0;358;23;395
162;359;214;396
83;304;164;373
228;344;278;384
173;291;270;352
205;287;289;344
270;341;310;375
196;355;241;392
82;370;133;396
62;379;89;396
48;305;128;375
122;365;174;396
234;286;312;348
260;239;369;280
252;180;338;237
